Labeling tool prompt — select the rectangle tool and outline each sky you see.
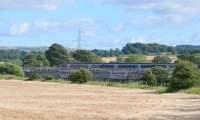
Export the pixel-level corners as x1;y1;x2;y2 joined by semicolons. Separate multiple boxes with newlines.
0;0;200;49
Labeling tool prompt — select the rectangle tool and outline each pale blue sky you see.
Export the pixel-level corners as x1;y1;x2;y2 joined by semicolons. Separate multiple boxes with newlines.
0;0;200;49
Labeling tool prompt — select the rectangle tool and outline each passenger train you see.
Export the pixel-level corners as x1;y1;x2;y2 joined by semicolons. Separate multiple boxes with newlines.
59;63;200;69
59;63;176;69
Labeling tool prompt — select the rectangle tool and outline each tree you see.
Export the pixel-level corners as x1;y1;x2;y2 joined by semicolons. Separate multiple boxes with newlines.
144;70;157;86
22;54;39;67
170;61;200;90
152;55;172;63
0;50;22;61
0;63;24;77
22;54;49;67
122;43;175;55
152;67;170;85
69;69;93;83
191;53;200;64
125;54;148;63
73;50;102;63
45;43;73;66
92;48;122;57
36;54;50;67
178;53;200;64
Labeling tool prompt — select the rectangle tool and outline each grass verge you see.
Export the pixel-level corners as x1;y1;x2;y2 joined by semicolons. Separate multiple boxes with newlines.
0;75;25;80
4;77;199;95
87;80;167;93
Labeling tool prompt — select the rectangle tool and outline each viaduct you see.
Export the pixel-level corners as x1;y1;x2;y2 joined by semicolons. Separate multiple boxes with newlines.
23;63;180;81
23;63;200;81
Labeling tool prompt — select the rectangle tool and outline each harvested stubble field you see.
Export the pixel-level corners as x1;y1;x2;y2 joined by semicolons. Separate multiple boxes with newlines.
0;80;200;120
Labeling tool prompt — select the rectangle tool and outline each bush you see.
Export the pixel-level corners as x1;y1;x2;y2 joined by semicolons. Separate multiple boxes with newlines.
73;50;102;63
152;67;171;86
44;76;55;80
170;61;200;90
152;55;172;63
144;70;157;86
69;69;93;84
0;63;24;77
27;74;41;81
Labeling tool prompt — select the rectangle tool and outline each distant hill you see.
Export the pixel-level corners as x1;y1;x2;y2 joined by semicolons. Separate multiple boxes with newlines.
176;45;200;49
0;46;77;53
0;46;48;52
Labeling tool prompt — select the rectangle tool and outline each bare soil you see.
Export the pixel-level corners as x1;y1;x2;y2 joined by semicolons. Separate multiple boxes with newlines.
0;80;199;120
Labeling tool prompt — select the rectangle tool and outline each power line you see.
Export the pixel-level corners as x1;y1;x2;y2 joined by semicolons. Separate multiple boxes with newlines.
76;28;82;49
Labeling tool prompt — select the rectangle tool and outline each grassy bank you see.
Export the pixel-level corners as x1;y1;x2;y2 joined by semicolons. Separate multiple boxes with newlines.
87;80;167;93
0;75;25;80
181;87;200;95
87;81;200;95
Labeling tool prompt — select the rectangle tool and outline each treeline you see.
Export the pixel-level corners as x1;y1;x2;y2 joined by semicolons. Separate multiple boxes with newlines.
92;43;175;56
143;60;200;91
1;43;200;67
92;43;200;57
0;43;102;67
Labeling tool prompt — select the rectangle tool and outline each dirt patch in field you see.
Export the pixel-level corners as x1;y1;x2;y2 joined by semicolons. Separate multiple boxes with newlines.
0;80;199;120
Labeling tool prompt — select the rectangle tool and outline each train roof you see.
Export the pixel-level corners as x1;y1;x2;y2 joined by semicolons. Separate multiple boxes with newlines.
60;62;174;65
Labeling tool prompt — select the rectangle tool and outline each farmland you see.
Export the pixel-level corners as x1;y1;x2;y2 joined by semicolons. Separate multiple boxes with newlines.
0;80;199;120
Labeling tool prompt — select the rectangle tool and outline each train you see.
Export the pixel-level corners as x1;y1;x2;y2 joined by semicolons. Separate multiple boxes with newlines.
24;63;200;80
59;63;175;69
59;63;200;69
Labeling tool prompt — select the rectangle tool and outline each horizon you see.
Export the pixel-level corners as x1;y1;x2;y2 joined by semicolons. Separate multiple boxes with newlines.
0;43;199;51
0;0;200;49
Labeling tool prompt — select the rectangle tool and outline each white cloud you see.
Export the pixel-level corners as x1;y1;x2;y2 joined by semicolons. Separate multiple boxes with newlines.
93;0;200;14
0;0;74;11
130;37;146;43
92;0;200;23
35;21;63;32
6;17;98;36
9;22;31;35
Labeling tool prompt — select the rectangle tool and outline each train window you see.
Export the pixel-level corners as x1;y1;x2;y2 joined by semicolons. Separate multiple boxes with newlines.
70;64;89;68
100;64;115;68
168;64;174;68
141;65;155;68
118;65;138;68
198;65;200;69
91;64;101;68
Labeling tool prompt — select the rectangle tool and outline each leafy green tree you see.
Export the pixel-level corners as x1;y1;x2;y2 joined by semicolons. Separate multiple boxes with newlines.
122;43;174;55
73;50;102;63
22;54;49;67
0;50;22;61
191;53;200;64
45;43;73;66
125;54;148;63
36;54;50;67
152;55;172;63
69;69;93;83
0;63;24;76
23;54;39;67
92;49;110;57
170;61;200;90
178;53;200;64
144;70;157;86
152;67;170;85
6;59;23;66
92;48;122;57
